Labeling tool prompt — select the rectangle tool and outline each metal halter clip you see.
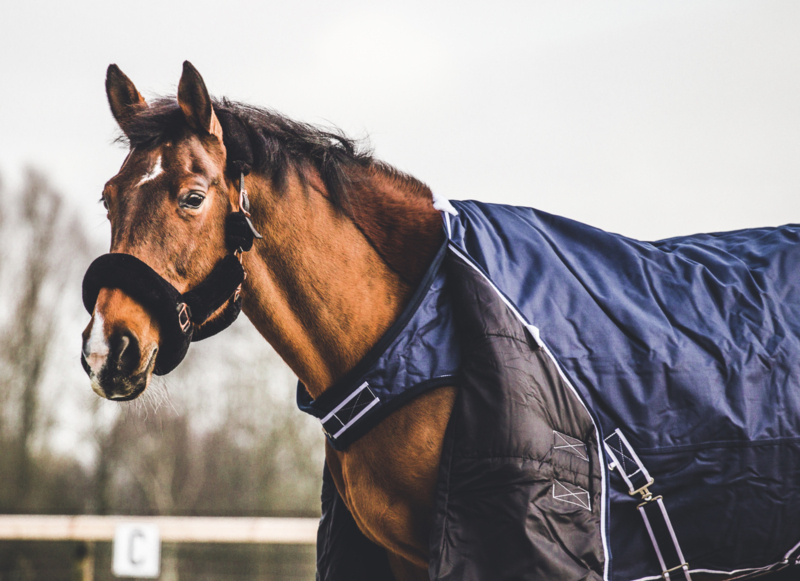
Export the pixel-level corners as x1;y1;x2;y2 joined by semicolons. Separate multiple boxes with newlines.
176;302;192;334
238;171;251;216
238;171;263;239
232;255;246;302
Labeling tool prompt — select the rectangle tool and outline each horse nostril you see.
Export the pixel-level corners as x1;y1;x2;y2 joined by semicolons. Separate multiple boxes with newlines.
109;330;141;375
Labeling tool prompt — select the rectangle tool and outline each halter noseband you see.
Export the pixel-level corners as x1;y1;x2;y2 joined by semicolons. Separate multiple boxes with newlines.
83;110;263;375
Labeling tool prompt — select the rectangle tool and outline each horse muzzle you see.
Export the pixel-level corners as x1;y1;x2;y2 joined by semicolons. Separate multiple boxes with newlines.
80;299;158;400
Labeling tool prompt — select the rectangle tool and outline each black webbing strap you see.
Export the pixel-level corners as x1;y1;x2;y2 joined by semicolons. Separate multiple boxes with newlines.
181;254;244;322
225;212;258;252
190;294;243;342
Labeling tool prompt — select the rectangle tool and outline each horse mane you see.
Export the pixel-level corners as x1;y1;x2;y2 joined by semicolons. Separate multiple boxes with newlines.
120;97;443;286
120;98;431;210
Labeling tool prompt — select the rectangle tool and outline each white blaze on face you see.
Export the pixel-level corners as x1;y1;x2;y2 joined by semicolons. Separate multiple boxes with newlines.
85;312;109;376
136;154;163;186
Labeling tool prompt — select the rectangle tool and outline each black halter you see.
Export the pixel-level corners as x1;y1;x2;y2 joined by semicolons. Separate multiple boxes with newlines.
82;111;262;375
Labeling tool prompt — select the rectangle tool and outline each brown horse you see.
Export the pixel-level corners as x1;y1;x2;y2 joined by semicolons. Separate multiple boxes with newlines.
84;63;794;581
81;61;455;580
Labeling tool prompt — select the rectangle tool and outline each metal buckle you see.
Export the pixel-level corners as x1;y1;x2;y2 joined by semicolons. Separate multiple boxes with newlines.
239;171;251;217
637;494;662;510
237;172;262;239
630;477;656;502
661;562;689;580
176;302;192;333
233;249;246;303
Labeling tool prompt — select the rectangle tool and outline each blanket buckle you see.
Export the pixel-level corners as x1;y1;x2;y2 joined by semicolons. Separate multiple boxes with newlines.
661;563;690;581
630;478;656;503
604;428;692;581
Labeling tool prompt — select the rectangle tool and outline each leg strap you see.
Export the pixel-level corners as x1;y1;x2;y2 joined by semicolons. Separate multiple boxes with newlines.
604;428;691;581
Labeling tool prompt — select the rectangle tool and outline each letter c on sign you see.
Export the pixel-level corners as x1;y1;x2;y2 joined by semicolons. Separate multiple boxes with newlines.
129;529;145;564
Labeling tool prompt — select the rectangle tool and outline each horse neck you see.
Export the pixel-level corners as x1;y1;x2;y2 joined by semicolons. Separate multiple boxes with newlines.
240;165;444;398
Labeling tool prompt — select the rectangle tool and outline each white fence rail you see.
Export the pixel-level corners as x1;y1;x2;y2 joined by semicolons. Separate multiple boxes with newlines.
0;515;319;544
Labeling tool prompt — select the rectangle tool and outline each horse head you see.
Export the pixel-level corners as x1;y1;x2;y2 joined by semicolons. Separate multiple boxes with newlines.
81;61;444;402
81;62;237;400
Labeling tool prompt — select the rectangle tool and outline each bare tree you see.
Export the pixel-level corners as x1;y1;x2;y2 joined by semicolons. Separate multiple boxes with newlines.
0;169;90;512
0;168;322;578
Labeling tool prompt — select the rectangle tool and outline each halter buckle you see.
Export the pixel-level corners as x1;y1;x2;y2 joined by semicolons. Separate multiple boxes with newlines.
237;172;262;239
239;171;251;217
176;302;192;334
233;249;247;301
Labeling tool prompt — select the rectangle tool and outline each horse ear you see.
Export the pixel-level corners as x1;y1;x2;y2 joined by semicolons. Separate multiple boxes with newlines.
177;61;224;143
106;64;147;133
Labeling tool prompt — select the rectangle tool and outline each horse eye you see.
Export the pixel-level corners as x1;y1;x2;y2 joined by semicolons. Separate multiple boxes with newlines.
181;192;206;209
99;196;108;210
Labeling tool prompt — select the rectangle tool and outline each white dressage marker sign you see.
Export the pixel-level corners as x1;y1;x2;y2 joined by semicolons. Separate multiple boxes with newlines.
112;523;160;578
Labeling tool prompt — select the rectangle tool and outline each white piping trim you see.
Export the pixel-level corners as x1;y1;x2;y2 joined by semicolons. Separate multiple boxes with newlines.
541;342;610;581
628;521;798;581
447;242;611;581
448;245;532;328
435;197;456;239
443;211;453;239
784;537;800;561
630;562;789;581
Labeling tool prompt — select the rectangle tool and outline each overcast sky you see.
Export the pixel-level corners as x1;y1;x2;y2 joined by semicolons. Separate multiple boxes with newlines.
2;0;799;243
2;0;799;464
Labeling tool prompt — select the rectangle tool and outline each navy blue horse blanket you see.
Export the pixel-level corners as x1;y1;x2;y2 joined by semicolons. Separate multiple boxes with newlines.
303;200;800;580
449;201;800;578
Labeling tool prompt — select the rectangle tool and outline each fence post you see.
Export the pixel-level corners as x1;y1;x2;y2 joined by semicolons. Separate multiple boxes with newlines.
72;541;95;581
